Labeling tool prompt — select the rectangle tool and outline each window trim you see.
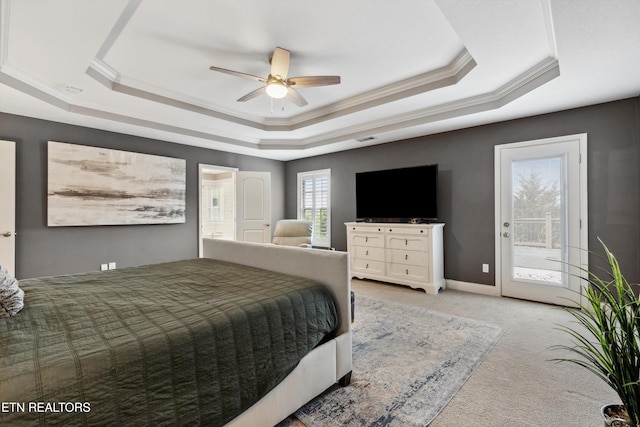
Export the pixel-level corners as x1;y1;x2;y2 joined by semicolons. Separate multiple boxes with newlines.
297;169;331;248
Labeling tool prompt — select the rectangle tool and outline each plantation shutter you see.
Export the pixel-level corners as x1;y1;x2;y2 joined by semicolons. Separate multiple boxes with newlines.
297;169;331;248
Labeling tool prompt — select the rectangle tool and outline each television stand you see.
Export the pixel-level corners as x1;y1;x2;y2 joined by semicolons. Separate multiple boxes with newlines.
345;222;445;294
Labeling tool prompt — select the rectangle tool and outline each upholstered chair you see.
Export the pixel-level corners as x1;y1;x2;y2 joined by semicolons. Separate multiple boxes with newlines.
272;219;313;247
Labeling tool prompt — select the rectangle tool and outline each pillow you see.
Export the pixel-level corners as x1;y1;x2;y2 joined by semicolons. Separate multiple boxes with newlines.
0;265;24;318
272;220;313;246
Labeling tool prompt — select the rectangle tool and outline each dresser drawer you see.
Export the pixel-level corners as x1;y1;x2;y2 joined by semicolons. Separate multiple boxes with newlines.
386;235;429;252
387;263;429;282
351;233;385;248
352;246;385;261
348;224;385;233
352;259;385;275
386;249;428;267
386;227;430;237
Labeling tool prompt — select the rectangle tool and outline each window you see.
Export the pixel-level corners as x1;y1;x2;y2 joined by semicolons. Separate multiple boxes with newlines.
297;169;331;248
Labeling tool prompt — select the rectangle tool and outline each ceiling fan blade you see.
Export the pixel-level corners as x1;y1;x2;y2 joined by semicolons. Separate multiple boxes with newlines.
209;66;266;83
270;47;290;80
285;87;308;107
287;76;341;87
237;86;267;102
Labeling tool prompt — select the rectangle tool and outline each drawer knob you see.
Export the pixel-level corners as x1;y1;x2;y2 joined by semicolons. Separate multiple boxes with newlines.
405;239;408;245
365;237;368;242
366;263;369;269
405;254;408;260
406;269;409;275
366;250;369;256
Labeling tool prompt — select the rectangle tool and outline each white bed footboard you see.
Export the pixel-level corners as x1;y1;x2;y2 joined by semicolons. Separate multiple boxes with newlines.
202;238;352;427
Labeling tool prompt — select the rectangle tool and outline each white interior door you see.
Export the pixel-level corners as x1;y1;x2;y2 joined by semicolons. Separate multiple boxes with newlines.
495;134;587;307
236;171;271;243
0;140;16;276
235;171;271;243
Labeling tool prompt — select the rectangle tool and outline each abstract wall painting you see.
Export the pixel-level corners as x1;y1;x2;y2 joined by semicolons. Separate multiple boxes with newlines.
47;141;186;226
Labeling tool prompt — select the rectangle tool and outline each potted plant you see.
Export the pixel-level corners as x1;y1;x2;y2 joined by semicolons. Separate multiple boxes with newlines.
553;240;640;426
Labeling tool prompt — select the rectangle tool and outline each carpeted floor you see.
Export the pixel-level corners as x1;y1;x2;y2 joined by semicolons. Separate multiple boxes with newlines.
280;279;618;427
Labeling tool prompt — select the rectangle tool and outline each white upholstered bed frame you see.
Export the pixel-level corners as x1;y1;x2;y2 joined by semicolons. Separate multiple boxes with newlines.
202;238;352;427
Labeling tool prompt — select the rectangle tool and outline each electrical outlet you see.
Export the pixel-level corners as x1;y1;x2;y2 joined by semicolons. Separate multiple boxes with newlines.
482;263;490;273
100;264;108;271
108;262;116;270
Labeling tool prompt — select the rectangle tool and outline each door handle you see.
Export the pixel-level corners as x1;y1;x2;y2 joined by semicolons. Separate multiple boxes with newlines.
1;231;13;237
502;232;510;238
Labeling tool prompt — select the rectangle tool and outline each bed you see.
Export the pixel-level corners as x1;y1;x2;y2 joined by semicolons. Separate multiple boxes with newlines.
0;238;352;426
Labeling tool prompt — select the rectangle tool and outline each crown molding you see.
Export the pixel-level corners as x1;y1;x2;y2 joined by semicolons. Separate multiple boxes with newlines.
0;64;73;110
86;58;271;131
288;49;477;130
82;0;478;132
258;56;560;149
85;49;477;132
0;52;559;152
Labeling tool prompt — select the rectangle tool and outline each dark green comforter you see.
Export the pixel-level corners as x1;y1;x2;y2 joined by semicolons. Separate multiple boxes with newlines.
0;258;338;426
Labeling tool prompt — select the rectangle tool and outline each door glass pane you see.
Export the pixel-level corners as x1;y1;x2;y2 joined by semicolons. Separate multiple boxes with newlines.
511;156;566;286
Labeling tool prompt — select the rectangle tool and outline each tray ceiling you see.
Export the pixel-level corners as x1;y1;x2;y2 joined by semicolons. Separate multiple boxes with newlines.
1;0;639;160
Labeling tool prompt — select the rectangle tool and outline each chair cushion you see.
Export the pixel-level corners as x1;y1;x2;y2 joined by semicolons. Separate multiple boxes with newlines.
273;220;313;246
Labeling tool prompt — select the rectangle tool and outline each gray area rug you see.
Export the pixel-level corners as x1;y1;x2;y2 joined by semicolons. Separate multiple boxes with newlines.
294;295;505;426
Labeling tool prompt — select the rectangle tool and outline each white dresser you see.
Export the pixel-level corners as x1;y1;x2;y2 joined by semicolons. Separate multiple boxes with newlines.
345;222;445;294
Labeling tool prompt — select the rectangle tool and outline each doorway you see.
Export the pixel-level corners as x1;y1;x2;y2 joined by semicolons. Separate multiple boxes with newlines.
198;164;271;256
495;134;588;307
0;140;16;276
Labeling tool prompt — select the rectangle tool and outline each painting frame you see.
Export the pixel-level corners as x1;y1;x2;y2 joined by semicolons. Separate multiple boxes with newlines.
47;141;186;226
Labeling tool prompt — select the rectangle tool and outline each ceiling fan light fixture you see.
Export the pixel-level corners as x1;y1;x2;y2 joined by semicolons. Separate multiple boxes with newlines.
266;81;288;99
209;47;339;107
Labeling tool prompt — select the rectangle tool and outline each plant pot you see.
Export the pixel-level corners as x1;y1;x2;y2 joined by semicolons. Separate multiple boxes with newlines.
602;404;633;426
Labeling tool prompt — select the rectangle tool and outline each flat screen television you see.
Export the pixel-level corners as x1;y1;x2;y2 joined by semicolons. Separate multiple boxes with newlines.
355;164;438;223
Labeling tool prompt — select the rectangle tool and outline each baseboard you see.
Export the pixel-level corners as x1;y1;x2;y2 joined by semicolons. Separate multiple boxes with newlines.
446;279;500;297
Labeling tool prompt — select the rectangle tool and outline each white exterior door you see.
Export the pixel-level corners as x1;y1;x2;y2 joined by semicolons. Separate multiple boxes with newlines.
495;134;587;307
0;140;16;276
235;171;271;243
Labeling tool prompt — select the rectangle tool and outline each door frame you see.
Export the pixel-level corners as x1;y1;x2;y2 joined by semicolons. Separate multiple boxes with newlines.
198;164;238;257
0;140;16;277
494;133;588;305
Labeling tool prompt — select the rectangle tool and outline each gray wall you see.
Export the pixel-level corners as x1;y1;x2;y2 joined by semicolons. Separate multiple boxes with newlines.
4;97;640;284
1;113;285;279
285;97;640;286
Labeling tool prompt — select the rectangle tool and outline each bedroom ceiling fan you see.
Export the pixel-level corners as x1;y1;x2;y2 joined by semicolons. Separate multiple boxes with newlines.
209;47;340;107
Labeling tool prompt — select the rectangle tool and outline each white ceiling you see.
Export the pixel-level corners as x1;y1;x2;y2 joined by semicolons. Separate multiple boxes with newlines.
1;0;639;161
